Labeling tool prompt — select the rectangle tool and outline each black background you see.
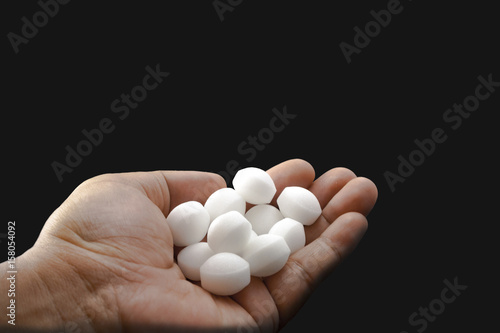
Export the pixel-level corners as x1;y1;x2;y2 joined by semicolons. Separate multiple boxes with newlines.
2;1;498;332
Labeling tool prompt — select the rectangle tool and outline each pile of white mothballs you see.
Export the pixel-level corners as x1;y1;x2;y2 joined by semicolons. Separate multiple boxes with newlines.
166;167;322;295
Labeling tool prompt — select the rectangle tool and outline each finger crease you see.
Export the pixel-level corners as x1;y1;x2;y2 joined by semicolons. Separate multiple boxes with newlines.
317;235;343;265
286;257;315;293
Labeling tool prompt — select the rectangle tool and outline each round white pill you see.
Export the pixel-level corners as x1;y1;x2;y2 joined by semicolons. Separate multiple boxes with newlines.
268;218;306;253
200;252;251;296
233;167;277;205
166;201;210;247
242;234;291;277
177;242;215;281
245;204;284;235
204;188;246;222
207;211;252;254
276;186;321;226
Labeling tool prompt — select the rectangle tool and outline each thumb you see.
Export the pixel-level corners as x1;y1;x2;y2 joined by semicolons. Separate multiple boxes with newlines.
75;170;227;216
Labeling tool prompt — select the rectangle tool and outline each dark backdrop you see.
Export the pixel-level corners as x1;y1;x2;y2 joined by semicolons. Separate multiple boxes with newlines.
2;1;498;332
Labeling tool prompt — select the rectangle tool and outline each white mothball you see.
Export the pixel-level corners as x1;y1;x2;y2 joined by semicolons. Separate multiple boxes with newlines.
171;167;324;295
204;188;246;222
177;242;214;281
200;252;251;296
268;218;306;253
249;229;258;241
277;186;322;226
242;234;291;277
233;167;277;205
245;204;284;235
207;211;252;254
166;201;210;247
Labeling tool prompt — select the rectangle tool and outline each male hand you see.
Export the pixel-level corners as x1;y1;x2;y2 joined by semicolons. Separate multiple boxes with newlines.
0;159;377;332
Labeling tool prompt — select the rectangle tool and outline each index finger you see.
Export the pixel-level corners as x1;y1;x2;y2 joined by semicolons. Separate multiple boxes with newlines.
266;158;316;206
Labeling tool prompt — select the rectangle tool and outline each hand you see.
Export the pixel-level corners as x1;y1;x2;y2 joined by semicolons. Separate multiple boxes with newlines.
0;159;377;332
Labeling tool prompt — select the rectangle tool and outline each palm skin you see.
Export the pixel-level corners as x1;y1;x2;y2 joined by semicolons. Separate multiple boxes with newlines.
5;159;377;332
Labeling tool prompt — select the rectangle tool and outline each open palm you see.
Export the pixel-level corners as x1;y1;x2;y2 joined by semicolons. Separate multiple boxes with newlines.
32;159;377;332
